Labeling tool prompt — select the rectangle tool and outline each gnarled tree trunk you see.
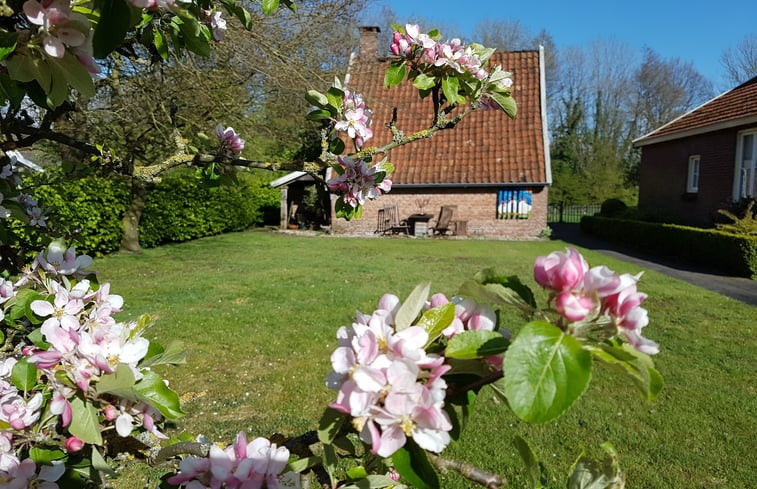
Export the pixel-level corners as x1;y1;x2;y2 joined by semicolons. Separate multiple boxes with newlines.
120;179;147;252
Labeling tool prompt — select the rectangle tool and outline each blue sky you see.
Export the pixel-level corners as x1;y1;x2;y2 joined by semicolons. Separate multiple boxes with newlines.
367;0;755;90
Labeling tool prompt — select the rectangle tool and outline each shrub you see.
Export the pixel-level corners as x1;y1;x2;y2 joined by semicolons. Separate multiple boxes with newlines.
599;198;627;217
581;216;757;279
13;173;129;257
139;172;267;248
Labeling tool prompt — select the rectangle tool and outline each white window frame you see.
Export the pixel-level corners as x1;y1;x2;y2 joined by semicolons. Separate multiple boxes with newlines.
687;155;700;193
733;129;757;200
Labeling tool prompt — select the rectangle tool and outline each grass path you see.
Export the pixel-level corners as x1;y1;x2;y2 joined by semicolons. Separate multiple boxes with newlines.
97;231;757;488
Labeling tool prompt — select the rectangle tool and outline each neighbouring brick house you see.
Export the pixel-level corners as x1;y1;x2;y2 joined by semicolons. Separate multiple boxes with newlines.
315;26;551;238
634;75;757;227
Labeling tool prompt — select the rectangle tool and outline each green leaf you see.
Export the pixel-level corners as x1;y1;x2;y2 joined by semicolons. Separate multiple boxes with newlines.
29;447;66;464
305;89;328;108
260;0;279;15
589;343;663;401
487;91;518;118
0;74;26;108
154;29;169;60
93;0;133;59
0;31;18;61
95;363;137;399
346;466;368;480
322;443;339;489
503;321;592;423
7;289;45;324
306;109;333;121
11;358;38;392
69;397;103;445
328;137;345;155
441;75;460;104
176;16;211;57
317;407;346;444
134;371;184;419
285;456;320;474
222;0;252;29
412;73;437;91
384;62;406;87
140;340;186;368
6;54;51;92
395;282;431;331
513;436;545;489
417;303;455;345
91;447;117;477
340;474;397;488
473;268;537;308
445;330;509;359
326;86;344;112
47;53;95;98
392;440;439;489
458;279;535;317
567;443;624;489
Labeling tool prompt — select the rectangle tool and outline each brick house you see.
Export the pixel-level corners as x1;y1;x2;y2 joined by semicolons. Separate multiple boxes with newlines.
325;27;552;238
634;76;757;226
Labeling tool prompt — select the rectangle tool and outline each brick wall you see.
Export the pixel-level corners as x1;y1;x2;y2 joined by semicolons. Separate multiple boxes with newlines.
638;125;752;226
330;186;549;238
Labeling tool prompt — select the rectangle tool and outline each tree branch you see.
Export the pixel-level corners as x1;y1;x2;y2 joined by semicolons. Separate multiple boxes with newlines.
428;453;508;488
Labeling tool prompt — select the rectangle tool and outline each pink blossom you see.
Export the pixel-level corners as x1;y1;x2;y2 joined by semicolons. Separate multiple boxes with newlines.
555;292;595;322
534;247;588;293
215;124;245;156
23;0;89;58
168;432;289;489
327;156;392;209
1;392;43;430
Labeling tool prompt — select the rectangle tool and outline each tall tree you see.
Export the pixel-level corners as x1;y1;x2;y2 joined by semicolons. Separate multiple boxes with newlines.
720;34;757;87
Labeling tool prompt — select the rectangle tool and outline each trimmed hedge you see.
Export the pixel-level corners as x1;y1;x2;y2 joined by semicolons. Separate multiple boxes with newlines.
16;175;130;257
581;216;757;279
139;172;267;248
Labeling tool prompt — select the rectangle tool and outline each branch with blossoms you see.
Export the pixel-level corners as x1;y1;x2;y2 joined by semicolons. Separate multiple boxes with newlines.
306;24;517;220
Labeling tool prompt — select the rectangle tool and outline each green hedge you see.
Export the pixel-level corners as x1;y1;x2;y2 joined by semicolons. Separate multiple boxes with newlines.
13;170;280;255
17;175;130;257
139;172;268;248
580;216;757;279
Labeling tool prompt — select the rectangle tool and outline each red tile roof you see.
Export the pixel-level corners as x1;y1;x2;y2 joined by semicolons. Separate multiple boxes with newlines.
635;76;757;145
345;50;549;185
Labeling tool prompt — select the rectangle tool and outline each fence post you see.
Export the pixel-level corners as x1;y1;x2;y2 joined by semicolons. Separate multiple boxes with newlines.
559;202;564;223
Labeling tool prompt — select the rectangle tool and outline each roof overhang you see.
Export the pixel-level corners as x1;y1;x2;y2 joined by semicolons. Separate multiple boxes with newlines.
270;171;316;188
633;115;757;147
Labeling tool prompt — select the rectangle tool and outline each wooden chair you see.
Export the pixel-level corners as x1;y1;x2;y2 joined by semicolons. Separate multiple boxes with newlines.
382;205;409;235
430;205;456;236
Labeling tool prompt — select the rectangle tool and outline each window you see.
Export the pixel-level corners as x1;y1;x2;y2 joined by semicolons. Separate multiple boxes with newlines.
497;188;532;219
687;155;700;193
734;130;757;199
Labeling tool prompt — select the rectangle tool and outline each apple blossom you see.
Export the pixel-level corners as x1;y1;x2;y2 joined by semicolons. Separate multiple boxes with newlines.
327;156;392;209
168;432;289;489
215;124;245;156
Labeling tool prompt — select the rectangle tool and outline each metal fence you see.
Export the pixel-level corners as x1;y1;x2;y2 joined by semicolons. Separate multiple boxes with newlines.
548;204;602;223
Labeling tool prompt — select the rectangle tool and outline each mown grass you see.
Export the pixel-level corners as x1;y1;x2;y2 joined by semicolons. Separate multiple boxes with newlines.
96;231;757;488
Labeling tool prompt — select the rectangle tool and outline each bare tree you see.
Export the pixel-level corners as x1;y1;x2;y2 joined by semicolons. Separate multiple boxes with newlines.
720;34;757;87
633;47;715;136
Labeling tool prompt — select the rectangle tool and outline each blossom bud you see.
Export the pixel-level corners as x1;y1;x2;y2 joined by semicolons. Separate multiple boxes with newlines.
65;436;84;453
103;404;118;421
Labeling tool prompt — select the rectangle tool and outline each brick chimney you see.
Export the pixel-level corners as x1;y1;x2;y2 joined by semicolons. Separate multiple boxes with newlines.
358;26;381;59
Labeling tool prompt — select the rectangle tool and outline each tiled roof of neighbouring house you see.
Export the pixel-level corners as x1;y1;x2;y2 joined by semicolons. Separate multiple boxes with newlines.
635;75;757;145
346;49;549;186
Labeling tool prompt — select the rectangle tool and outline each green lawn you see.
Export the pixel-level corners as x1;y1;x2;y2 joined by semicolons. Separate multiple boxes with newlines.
96;231;757;488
